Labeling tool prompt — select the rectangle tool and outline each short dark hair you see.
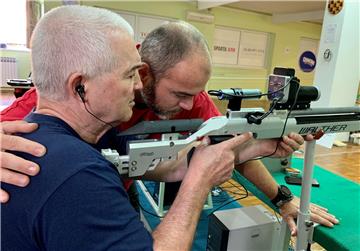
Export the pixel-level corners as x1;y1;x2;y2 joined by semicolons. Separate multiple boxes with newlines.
140;21;211;81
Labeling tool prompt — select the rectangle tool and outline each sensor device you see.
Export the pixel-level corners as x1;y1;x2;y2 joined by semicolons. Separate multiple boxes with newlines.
267;74;291;103
267;68;320;110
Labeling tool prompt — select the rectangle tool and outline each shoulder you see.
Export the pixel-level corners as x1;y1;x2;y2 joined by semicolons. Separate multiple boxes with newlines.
12;118;118;210
193;91;219;110
194;91;213;102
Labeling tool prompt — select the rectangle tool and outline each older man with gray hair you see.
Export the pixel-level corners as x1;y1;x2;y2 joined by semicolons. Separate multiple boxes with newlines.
0;5;253;250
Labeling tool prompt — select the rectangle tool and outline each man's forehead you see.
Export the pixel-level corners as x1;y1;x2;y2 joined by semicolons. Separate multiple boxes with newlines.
113;35;142;73
162;74;206;95
167;54;209;77
164;65;208;91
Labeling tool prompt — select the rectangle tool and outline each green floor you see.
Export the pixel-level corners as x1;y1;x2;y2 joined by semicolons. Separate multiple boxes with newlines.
234;158;360;251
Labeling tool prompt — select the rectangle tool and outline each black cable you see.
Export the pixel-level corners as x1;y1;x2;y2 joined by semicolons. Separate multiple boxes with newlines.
226;179;248;192
207;172;249;215
221;183;247;191
226;190;248;197
250;84;301;161
307;243;312;251
208;191;248;215
82;101;114;129
137;199;164;219
257;97;282;119
246;96;283;124
232;170;249;191
222;181;248;197
273;209;281;224
130;182;164;219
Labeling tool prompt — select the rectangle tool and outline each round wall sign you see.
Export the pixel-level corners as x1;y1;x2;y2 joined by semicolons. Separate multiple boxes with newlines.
299;51;317;72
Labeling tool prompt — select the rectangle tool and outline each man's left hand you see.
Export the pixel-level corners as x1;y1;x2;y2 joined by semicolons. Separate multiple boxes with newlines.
279;196;339;236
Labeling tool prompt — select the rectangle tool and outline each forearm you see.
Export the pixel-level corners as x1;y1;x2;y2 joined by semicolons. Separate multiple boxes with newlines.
234;139;264;163
235;160;278;200
152;174;209;250
142;156;187;182
142;142;199;182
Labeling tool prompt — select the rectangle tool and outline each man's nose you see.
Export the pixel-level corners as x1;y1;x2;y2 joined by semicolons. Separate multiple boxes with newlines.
178;97;194;111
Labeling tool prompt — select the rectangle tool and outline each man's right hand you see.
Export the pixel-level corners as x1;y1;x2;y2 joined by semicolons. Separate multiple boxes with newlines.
187;132;253;188
0;121;46;203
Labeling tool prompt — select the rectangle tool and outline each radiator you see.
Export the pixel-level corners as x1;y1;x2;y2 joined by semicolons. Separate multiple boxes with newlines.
0;57;18;87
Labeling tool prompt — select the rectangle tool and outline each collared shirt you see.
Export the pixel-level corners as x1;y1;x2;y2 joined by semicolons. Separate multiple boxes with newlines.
1;113;153;251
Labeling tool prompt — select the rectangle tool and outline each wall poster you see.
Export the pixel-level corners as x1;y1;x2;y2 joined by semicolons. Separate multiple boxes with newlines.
212;27;269;68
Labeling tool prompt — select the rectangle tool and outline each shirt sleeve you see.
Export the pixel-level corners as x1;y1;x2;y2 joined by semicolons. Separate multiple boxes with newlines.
0;88;37;122
34;164;153;251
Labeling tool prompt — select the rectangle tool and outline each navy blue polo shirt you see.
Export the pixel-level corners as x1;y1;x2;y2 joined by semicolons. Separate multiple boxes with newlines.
1;113;153;251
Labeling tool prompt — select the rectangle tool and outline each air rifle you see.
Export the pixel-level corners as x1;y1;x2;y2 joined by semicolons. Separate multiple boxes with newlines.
102;107;360;177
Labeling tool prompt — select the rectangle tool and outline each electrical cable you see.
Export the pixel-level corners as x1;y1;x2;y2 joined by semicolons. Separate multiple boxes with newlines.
207;194;248;215
247;83;301;161
82;101;114;129
137;199;164;219
246;96;283;124
75;83;115;129
130;182;164;219
207;171;249;216
273;209;281;224
256;83;300;160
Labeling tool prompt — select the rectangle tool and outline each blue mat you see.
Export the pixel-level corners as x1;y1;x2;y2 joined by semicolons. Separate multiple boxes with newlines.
137;182;242;251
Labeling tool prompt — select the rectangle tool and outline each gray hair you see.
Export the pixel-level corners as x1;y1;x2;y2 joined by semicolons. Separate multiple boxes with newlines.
31;5;134;100
139;21;211;81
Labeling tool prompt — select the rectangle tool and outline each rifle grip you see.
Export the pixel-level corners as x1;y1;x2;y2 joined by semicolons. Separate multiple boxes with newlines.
187;147;196;167
209;135;234;144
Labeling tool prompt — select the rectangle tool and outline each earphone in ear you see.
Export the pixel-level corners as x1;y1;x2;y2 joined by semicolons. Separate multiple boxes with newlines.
75;84;85;102
75;82;114;129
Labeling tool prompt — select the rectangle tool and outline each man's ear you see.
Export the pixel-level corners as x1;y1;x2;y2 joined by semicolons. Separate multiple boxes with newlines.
67;73;84;100
138;63;154;85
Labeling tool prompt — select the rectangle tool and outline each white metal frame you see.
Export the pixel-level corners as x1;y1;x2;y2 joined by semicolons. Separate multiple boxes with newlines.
137;180;213;217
